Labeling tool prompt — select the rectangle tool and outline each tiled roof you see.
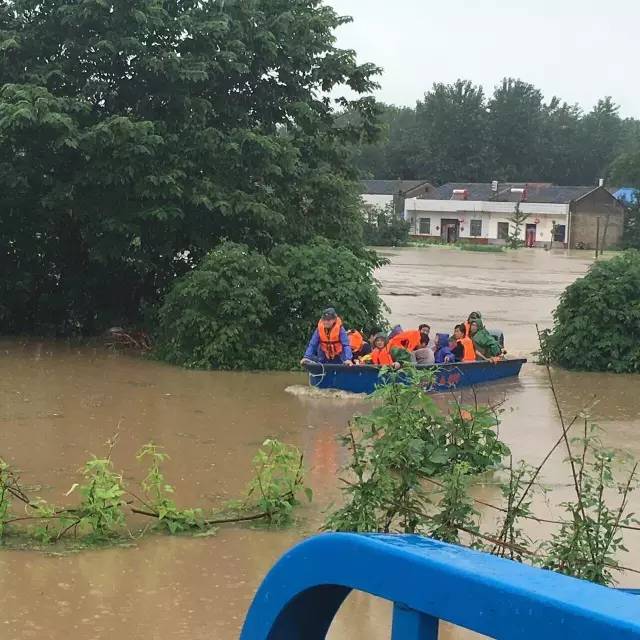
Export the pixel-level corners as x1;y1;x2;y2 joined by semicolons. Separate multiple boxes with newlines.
435;183;597;204
361;179;431;195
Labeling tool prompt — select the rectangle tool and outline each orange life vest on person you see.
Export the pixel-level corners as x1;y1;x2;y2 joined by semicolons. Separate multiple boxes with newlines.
388;330;422;352
457;337;476;362
348;330;364;354
371;346;394;366
317;317;344;360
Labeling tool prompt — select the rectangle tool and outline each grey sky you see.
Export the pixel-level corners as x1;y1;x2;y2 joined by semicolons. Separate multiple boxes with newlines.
328;0;640;118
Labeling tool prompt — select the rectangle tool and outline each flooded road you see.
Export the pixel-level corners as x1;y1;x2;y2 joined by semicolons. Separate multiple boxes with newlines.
2;247;640;640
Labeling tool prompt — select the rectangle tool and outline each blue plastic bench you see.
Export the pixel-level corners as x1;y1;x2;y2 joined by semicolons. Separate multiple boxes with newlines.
240;533;640;639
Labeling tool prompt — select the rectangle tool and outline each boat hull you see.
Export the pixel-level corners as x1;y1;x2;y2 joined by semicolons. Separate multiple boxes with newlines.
304;359;527;394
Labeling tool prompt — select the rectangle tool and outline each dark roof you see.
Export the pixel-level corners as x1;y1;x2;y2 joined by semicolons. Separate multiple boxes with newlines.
361;179;432;195
435;182;597;204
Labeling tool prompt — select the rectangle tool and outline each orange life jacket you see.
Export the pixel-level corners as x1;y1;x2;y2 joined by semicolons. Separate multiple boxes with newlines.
348;330;364;354
457;337;476;362
371;346;394;366
317;317;344;360
388;330;422;352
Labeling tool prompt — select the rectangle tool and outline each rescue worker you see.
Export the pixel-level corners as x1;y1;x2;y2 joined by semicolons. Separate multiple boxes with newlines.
451;324;476;362
370;334;398;367
301;308;353;366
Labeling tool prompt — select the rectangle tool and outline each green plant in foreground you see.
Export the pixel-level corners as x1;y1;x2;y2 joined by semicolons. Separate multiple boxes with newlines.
325;368;510;534
540;423;638;585
428;463;478;544
324;371;639;587
137;444;205;534
231;439;311;527
73;457;127;538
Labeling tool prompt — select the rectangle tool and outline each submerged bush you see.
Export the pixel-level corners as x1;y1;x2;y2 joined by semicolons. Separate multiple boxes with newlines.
541;250;640;373
156;240;387;369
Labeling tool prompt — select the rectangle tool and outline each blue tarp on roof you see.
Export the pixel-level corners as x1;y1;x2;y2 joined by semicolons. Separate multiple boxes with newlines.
613;187;639;204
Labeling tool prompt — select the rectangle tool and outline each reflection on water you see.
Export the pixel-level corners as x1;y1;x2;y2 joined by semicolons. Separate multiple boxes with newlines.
1;248;640;639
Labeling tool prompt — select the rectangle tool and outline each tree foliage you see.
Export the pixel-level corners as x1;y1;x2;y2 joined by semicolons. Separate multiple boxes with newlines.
540;251;640;373
155;240;387;369
362;203;410;246
0;0;380;335
352;78;640;186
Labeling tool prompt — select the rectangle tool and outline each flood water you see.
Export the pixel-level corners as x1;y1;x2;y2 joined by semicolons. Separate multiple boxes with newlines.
2;247;640;640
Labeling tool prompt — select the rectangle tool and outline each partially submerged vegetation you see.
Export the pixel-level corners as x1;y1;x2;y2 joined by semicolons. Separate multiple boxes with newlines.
323;368;639;586
456;243;505;253
0;438;309;550
155;240;386;370
3;366;638;588
540;250;640;373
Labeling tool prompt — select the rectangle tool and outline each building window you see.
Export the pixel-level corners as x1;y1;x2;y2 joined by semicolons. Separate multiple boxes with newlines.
470;219;482;237
553;224;566;243
419;217;431;235
497;222;509;240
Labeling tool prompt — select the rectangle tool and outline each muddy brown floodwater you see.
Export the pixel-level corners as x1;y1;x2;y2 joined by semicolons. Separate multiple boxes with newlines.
1;247;640;640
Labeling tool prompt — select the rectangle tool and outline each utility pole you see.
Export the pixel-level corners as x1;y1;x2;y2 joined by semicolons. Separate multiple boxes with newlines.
595;217;600;260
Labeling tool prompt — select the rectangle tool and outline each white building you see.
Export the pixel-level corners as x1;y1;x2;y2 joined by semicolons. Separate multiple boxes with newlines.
404;183;609;247
361;179;436;218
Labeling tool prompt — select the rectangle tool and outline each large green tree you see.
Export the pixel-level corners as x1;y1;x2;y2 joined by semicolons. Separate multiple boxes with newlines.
0;0;380;334
353;80;640;187
577;97;623;184
487;78;545;180
414;80;488;183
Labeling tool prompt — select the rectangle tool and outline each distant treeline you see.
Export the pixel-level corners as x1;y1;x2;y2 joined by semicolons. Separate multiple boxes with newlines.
351;79;640;187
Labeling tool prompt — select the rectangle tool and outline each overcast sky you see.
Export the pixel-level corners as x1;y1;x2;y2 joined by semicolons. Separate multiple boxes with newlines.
328;0;640;118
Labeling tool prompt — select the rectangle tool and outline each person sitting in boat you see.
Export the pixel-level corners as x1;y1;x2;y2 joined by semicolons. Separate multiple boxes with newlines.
434;333;456;364
414;334;435;365
301;308;353;366
418;324;436;350
347;328;372;362
469;318;503;361
452;324;476;362
370;334;400;368
388;326;423;352
464;311;482;337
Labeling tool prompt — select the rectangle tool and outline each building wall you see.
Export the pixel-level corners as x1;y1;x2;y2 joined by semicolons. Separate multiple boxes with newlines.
569;190;625;250
362;194;393;210
405;200;568;246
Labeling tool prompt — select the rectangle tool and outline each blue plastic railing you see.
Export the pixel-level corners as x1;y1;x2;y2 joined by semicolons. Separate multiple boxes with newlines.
240;533;640;639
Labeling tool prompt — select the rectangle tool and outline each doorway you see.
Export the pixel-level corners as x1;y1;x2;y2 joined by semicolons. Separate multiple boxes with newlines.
440;219;460;244
525;223;537;248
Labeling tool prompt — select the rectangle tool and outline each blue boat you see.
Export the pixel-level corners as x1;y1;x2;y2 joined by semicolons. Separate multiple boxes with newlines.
304;358;527;394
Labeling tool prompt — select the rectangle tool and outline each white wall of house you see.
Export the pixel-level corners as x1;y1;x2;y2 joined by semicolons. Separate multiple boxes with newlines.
404;198;569;243
362;194;393;210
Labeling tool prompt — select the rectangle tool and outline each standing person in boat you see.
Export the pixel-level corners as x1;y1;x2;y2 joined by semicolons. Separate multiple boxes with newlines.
452;324;476;362
469;318;502;360
301;308;353;366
